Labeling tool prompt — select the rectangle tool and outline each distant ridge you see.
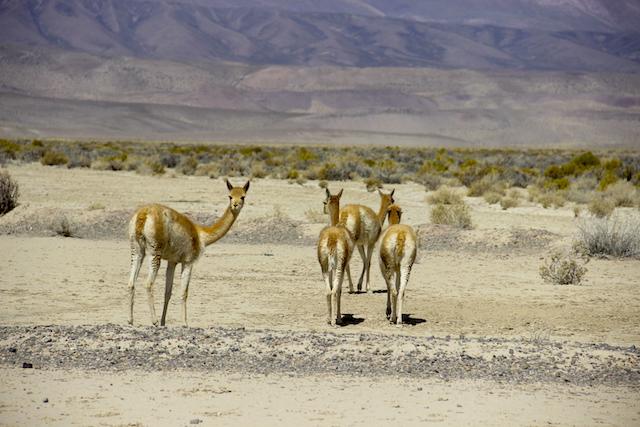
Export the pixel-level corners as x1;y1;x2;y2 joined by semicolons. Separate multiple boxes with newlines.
1;0;639;71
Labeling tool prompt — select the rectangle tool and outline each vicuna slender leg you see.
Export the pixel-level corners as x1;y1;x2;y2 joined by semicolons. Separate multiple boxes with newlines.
330;283;339;327
346;264;355;293
160;261;177;326
179;263;193;327
356;244;366;292
389;269;399;324
364;242;375;293
396;266;411;326
335;269;344;324
145;253;161;326
381;264;392;319
127;247;144;325
323;269;332;324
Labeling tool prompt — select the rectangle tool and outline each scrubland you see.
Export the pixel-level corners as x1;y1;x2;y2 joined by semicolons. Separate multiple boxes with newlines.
1;140;639;426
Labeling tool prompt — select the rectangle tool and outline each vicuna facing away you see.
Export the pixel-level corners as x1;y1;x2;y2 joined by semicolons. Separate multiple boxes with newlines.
127;179;249;326
317;188;354;326
327;189;394;293
379;204;417;325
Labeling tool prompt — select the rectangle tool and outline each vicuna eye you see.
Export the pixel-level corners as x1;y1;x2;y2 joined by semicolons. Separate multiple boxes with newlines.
241;196;245;200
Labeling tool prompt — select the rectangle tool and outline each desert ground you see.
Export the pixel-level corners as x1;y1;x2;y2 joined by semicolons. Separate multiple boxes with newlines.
1;163;639;426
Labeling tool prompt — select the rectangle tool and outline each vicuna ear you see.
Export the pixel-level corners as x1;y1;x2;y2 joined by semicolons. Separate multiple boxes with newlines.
225;179;233;191
337;189;343;198
243;180;250;193
325;188;331;198
390;189;395;197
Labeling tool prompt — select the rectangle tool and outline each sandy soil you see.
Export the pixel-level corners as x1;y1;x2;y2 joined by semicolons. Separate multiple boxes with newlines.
1;163;639;426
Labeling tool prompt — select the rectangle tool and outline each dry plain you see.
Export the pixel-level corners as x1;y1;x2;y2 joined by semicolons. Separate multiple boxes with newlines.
0;163;639;426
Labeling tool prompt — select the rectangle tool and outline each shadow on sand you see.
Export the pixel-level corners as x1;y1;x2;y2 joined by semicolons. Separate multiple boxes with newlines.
340;313;365;326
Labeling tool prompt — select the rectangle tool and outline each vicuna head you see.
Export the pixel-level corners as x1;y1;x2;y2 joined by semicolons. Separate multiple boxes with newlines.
226;179;250;213
386;204;402;225
323;188;343;225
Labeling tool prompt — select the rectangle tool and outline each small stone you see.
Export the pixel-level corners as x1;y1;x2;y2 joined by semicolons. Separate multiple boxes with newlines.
22;362;33;368
43;398;49;403
190;419;202;424
8;347;17;353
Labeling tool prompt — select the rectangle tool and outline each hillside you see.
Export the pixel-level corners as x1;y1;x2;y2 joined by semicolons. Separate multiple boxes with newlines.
0;0;639;146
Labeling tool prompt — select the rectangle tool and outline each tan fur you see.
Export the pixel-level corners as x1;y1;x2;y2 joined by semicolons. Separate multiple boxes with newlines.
127;179;249;327
331;189;394;293
379;204;417;325
317;188;354;326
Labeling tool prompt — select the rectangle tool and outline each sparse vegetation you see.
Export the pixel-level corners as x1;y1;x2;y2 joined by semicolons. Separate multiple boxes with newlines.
500;196;519;210
0;169;19;215
588;195;615;218
1;140;639;206
55;216;74;238
40;150;69;166
427;186;464;205
539;250;587;285
575;216;640;258
430;203;473;229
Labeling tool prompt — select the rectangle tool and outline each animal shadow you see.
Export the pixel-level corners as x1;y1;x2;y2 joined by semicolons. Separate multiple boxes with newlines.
340;313;365;326
401;314;426;326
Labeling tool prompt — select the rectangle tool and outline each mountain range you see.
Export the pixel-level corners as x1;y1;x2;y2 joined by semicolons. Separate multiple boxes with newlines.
0;0;639;146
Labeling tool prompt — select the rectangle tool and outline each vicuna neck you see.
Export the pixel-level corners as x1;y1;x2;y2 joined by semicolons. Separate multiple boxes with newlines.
328;203;340;226
378;199;391;224
199;205;239;246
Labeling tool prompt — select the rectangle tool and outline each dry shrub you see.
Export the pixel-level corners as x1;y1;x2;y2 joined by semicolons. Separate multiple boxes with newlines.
40;150;68;166
364;177;383;192
318;180;328;189
54;216;74;237
250;162;267;179
135;159;165;176
91;157;124;171
500;197;519;210
587;195;615;218
415;172;443;191
531;188;566;209
0;169;19;215
540;250;587;285
195;163;220;178
603;180;637;207
483;191;502;205
467;173;506;197
575;215;640;258
176;156;198;175
430;203;472;229
566;175;598;204
427;186;464;205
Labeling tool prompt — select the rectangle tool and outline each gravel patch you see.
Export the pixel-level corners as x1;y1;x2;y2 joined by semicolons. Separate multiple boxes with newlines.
1;325;638;387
